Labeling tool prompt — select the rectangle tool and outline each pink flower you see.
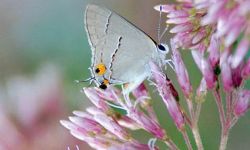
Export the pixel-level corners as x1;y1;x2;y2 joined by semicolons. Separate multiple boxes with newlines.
61;109;157;150
220;59;233;92
155;3;214;52
230;39;249;69
192;50;216;89
232;64;243;88
132;83;149;99
62;83;172;149
171;40;192;98
208;35;220;68
220;50;234;92
234;90;250;117
83;88;109;111
202;0;249;47
128;108;166;139
149;61;184;130
242;59;250;78
94;113;131;140
196;78;207;100
170;23;193;33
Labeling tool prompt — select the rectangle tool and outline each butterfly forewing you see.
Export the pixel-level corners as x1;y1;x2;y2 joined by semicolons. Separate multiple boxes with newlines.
85;4;159;88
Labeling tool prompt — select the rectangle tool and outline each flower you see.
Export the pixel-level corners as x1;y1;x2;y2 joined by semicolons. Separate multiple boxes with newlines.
171;40;192;98
61;86;168;149
154;0;250;149
149;61;185;130
234;90;250;117
62;1;250;149
202;0;250;47
155;2;214;52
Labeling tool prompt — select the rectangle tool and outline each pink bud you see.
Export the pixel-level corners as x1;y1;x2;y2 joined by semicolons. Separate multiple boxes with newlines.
192;29;206;44
196;78;207;98
171;40;192;98
154;5;176;13
220;60;233;92
208;35;220;68
94;114;130;140
201;0;225;25
167;17;189;24
70;130;113;149
128;108;166;139
60;120;77;131
173;32;194;48
191;50;203;71
191;43;207;53
192;51;216;89
242;59;250;78
73;111;93;119
149;62;184;130
232;64;243;88
201;58;216;89
167;10;189;18
95;87;120;102
132;83;148;99
83;88;109;110
234;90;250;117
117;116;140;130
225;25;243;47
231;39;249;69
239;0;250;15
170;23;193;33
68;116;104;135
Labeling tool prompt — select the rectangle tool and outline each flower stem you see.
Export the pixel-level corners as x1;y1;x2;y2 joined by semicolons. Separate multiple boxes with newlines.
181;129;193;150
213;89;232;150
187;99;195;122
219;128;229;150
213;90;226;128
187;97;204;150
226;93;232;123
192;124;203;150
192;102;204;150
164;138;179;150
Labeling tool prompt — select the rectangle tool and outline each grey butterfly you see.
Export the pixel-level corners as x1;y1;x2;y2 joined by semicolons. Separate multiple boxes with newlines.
84;4;168;94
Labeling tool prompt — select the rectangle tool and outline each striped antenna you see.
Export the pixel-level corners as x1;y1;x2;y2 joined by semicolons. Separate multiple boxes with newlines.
157;4;163;44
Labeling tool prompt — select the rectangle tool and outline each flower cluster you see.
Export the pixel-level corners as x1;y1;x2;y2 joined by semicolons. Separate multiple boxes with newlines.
61;68;183;150
154;0;250;149
62;0;250;149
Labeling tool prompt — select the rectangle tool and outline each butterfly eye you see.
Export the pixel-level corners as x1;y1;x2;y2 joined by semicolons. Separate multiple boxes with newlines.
95;63;106;75
157;44;169;54
99;79;109;90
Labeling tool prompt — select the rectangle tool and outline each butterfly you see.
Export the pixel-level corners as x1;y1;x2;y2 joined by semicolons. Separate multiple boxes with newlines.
84;4;168;94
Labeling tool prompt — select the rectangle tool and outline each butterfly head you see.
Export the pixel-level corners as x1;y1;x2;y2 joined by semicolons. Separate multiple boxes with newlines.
157;43;169;54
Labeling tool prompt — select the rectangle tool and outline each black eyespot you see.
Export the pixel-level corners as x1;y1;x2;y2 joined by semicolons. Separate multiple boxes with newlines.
158;44;166;51
99;84;107;90
95;68;100;73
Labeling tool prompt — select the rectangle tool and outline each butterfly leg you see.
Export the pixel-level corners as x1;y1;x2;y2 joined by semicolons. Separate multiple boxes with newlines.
164;59;175;71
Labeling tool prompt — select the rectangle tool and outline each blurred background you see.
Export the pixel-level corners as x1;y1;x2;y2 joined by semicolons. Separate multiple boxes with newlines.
0;0;249;149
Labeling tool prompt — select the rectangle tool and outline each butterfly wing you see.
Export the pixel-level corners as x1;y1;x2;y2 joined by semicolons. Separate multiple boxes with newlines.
85;4;160;92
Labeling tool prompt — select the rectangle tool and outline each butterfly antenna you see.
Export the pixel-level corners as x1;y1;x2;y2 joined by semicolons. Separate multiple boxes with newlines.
157;4;163;44
158;3;169;44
